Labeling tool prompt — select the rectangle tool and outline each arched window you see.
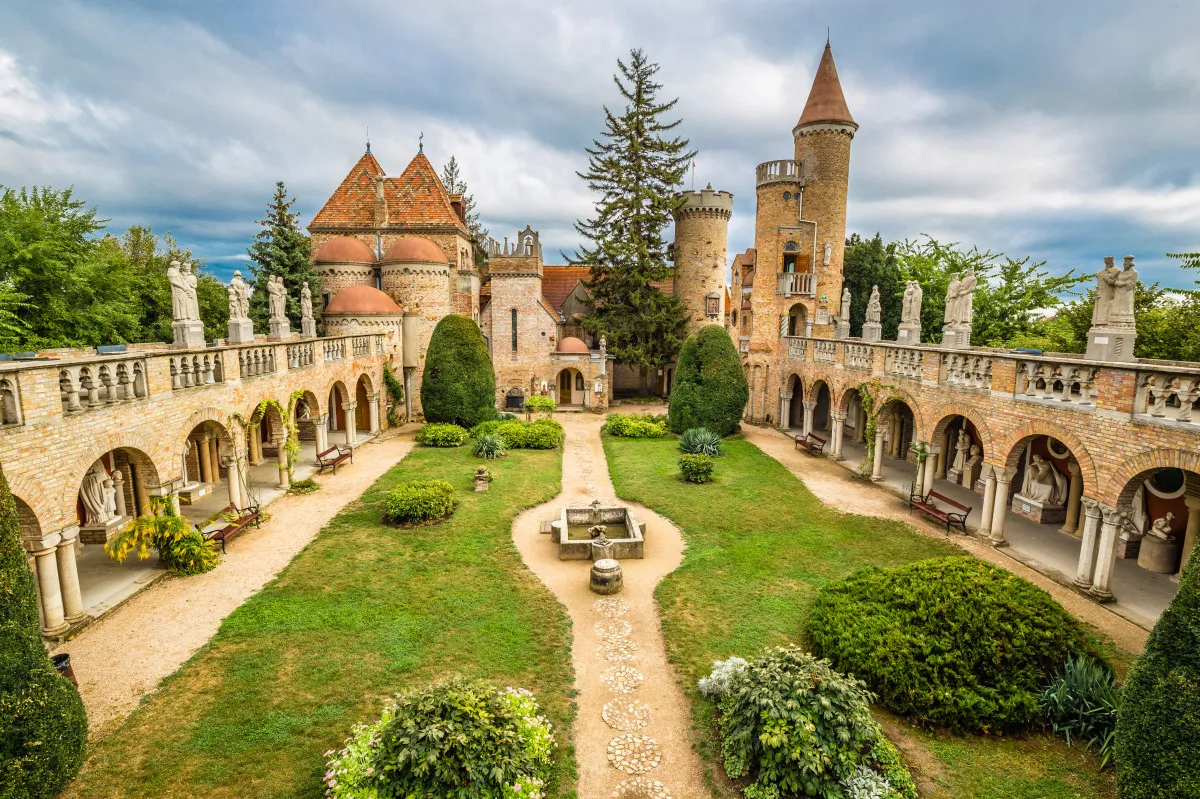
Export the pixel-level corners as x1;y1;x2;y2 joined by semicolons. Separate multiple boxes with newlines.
575;372;584;391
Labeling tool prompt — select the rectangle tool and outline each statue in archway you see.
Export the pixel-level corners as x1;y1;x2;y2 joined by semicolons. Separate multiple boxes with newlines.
1021;454;1067;505
1147;512;1175;541
80;463;116;526
951;429;971;472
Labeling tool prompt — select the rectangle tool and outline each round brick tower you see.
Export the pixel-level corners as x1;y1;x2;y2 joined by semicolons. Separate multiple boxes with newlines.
672;185;733;333
380;236;453;321
792;42;856;337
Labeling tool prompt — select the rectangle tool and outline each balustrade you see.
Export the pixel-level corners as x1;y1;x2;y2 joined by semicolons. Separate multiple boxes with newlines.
885;347;924;381
777;272;816;297
238;345;276;379
351;336;371;357
941;353;993;391
1017;360;1098;407
755;159;803;186
1136;370;1200;426
786;337;808;360
814;340;836;364
287;342;315;370
59;358;148;412
169;353;225;390
324;339;345;361
845;343;874;371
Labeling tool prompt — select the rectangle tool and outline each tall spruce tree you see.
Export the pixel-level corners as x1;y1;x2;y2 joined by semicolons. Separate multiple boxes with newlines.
246;182;318;329
570;48;695;394
441;156;488;263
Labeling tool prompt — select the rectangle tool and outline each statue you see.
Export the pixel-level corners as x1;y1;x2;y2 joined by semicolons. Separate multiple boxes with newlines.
599;335;607;358
1091;256;1119;327
823;241;832;266
944;273;961;325
1020;454;1067;506
267;274;291;338
589;524;611;546
1108;256;1138;328
840;287;852;322
182;261;200;321
168;260;192;322
80;464;115;526
1147;512;1176;541
901;281;923;324
300;281;316;338
954;267;977;327
865;286;881;324
102;476;118;520
951;429;971;471
1085;255;1138;362
226;270;254;343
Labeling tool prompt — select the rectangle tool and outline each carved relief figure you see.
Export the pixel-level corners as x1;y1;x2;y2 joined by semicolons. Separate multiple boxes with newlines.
823;241;832;266
865;285;881;324
1021;454;1067;505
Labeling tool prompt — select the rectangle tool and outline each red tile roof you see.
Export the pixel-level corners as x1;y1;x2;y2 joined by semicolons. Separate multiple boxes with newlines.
796;44;856;130
382;236;447;263
541;265;592;309
310;151;385;230
325;285;402;315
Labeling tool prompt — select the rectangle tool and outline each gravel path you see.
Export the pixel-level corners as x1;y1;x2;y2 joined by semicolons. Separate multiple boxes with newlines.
512;414;709;799
52;430;417;738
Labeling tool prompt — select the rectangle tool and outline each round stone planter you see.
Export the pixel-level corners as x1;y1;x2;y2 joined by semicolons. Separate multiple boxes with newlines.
1137;535;1181;574
591;558;623;595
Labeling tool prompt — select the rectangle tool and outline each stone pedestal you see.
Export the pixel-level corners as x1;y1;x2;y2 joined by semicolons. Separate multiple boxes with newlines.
269;318;291;339
947;467;963;485
1137;536;1181;574
301;317;316;338
862;322;882;342
942;325;972;349
474;468;490;492
227;319;255;344
896;323;921;345
590;558;623;595
834;319;850;340
79;515;130;545
1085;327;1137;363
172;320;206;348
1011;493;1066;525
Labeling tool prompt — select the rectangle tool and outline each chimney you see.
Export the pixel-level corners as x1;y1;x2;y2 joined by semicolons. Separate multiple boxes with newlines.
373;175;388;226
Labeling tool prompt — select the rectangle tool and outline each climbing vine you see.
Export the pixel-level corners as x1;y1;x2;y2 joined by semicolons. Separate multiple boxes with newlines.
228;390;306;481
856;380;907;480
383;364;404;427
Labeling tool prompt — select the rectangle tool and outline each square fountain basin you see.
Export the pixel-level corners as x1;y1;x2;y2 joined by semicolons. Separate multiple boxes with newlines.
550;504;644;560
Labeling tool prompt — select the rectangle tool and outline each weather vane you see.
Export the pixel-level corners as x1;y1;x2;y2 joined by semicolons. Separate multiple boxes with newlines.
418;131;424;154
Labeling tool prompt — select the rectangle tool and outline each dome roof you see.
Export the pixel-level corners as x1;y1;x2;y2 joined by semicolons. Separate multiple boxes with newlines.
313;236;377;263
381;236;448;264
556;336;590;354
324;285;403;315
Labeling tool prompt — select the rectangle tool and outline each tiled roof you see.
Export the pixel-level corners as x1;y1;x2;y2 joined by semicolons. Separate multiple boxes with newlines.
310;151;385;229
538;296;563;322
541;265;592;310
796;44;856;130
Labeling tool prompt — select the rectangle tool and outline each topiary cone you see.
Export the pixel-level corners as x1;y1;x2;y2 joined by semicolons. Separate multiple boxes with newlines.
1115;549;1200;798
668;324;748;438
0;460;88;797
420;314;497;428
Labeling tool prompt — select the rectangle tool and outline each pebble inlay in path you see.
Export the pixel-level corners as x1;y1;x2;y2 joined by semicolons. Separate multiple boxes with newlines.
611;776;673;799
607;733;663;775
602;698;652;732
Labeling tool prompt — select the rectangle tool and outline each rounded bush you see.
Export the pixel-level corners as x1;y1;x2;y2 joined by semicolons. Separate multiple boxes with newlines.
678;426;723;456
603;413;667;438
678;454;714;483
323;678;555;799
416;423;469;447
382;480;455;525
809;557;1100;733
420;314;497;428
473;433;506;460
668;324;748;437
472;420;563;449
1116;550;1200;797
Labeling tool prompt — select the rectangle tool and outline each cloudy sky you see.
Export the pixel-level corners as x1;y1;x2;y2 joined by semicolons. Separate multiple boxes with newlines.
2;0;1198;288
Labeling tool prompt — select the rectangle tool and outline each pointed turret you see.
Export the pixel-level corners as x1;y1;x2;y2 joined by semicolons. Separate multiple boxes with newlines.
794;43;856;134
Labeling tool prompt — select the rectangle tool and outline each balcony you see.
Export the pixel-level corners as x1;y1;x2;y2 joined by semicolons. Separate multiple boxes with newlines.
778;272;816;298
756;159;804;187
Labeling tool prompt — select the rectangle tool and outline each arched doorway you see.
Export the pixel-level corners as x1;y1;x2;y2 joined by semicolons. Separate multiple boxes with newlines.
787;303;807;337
931;414;986;493
328;381;349;442
1113;466;1199;583
787;375;804;430
248;399;290;492
355;374;373;433
178;420;234;506
810;380;832;436
558;368;584;407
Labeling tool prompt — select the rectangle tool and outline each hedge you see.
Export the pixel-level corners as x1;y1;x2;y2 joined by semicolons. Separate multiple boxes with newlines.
668;324;748;437
469;419;563;449
382;480;455;525
420;314;496;428
603;413;667;438
809;556;1100;733
678;454;714;483
416;423;469;447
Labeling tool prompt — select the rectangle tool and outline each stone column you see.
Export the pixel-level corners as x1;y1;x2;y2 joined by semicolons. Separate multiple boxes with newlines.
988;469;1015;547
132;465;150;516
315;415;329;453
55;526;86;624
209;435;221;485
369;393;381;434
1089;505;1129;601
889;416;902;458
247;425;261;466
112;468;127;518
344;402;358;447
197;434;213;483
871;426;886;482
32;541;68;635
1074;499;1103;589
854;405;866;443
273;435;289;490
1176;496;1200;576
223;456;241;510
1058;459;1083;535
831;412;846;460
802;401;816;438
978;467;997;537
922;446;939;494
934;437;948;479
778;394;790;431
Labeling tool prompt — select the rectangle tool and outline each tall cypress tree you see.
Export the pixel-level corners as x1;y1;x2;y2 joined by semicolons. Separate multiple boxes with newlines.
246;181;318;329
570;48;695;394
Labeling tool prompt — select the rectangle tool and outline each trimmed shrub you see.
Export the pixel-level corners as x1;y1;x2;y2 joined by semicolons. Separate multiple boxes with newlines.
416;423;469;447
1041;654;1120;767
678;454;714;483
420;314;497;428
473;433;507;460
668;324;748;437
710;645;916;799
523;395;555;419
809;557;1100;733
1116;550;1200;797
678;426;723;456
472;419;563;450
603;413;667;438
382;480;455;525
0;462;88;797
323;678;555;799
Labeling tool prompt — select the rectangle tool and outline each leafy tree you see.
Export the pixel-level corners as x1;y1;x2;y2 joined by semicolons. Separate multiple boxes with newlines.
420;314;496;427
117;226;228;344
570;48;695;394
246;181;317;329
0;460;88;796
1115;551;1200;798
668;324;748;437
842;233;902;338
441;156;488;264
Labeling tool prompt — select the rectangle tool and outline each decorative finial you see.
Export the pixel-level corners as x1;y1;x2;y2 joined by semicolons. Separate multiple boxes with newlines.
366;125;370;153
418;131;424;154
826;27;830;46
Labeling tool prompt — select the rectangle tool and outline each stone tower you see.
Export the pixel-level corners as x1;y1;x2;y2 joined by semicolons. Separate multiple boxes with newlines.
792;42;856;338
672;185;733;333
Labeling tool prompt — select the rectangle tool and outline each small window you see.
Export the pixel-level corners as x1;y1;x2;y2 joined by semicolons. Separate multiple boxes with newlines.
511;309;518;352
706;295;720;316
783;191;791;200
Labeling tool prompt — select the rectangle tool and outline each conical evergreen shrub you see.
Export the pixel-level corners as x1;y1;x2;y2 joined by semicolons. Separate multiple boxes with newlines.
0;462;88;797
668;324;748;437
1116;550;1200;798
420;314;496;428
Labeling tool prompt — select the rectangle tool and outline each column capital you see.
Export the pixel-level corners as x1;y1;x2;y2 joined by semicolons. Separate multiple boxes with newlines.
996;466;1018;484
830;410;847;422
803;400;817;411
1101;504;1130;527
55;524;81;545
780;392;792;401
979;464;995;481
1082;497;1104;518
24;530;64;552
344;402;358;411
1184;495;1200;512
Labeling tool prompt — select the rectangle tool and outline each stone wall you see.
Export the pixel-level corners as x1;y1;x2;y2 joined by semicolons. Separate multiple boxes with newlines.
672;188;732;334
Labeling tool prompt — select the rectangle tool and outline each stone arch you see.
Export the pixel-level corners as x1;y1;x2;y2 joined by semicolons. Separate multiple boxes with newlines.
12;492;43;542
870;385;926;441
355;372;375;397
1111;449;1200;507
786;303;807;336
177;408;236;457
999;420;1097;497
59;436;167;524
557;366;585;405
928;403;995;458
7;471;56;536
326;380;351;433
806;376;835;434
785;373;804;429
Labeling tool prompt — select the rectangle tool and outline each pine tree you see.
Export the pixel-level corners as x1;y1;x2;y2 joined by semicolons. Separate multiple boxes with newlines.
441;156;488;263
570;49;696;394
246;182;318;329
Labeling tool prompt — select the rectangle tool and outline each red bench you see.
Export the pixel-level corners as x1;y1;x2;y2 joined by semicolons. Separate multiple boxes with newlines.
316;445;353;474
197;504;260;553
909;488;972;536
795;432;826;456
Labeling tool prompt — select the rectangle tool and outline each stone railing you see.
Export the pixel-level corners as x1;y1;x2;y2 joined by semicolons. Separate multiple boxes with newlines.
351;336;372;357
169;352;226;390
756;159;803;186
778;272;816;298
238;345;277;379
58;357;150;413
1136;369;1200;426
786;337;808;359
1016;360;1098;408
324;339;345;361
814;340;836;364
885;348;923;381
845;343;873;371
941;353;993;391
287;341;315;370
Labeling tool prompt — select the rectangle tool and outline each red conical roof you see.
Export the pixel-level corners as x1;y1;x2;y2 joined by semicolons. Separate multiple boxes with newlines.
310;150;386;229
795;44;856;131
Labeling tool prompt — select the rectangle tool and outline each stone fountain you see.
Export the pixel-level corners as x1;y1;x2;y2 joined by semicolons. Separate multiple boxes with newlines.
549;500;645;561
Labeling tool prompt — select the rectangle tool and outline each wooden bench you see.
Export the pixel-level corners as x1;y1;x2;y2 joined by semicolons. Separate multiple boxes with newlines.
316;445;353;474
794;432;827;456
909;488;972;536
197;504;260;553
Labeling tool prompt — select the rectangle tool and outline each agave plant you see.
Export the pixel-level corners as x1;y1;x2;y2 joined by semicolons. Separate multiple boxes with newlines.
472;432;507;460
1039;654;1121;767
679;427;723;457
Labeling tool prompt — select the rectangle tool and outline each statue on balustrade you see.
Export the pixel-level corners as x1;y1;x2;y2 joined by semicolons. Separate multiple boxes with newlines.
1021;455;1067;506
1109;256;1138;328
267;274;291;338
300;281;316;338
897;280;923;343
168;260;205;347
835;287;852;339
1091;256;1119;327
226;270;254;344
941;268;977;349
862;285;882;341
1085;255;1138;362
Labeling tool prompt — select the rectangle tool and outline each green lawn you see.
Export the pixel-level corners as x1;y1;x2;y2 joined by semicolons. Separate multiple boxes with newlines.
604;434;1118;799
66;445;576;799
